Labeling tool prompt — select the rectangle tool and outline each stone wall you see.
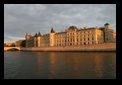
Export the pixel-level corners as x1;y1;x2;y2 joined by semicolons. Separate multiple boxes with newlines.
20;43;116;51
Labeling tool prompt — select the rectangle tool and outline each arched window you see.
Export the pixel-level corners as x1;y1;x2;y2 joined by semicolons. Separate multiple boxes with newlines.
84;42;86;45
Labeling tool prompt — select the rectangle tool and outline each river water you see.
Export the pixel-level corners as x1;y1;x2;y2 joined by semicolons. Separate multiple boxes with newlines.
4;51;116;79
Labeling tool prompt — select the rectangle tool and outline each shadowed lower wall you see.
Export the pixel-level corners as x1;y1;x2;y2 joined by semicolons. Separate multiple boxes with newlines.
20;43;116;52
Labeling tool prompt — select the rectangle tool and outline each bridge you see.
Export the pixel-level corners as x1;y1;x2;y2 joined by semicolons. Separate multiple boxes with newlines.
4;47;20;51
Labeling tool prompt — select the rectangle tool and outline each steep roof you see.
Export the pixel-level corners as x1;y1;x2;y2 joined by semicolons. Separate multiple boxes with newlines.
51;27;55;33
68;26;78;30
38;32;41;36
55;31;66;35
34;33;38;37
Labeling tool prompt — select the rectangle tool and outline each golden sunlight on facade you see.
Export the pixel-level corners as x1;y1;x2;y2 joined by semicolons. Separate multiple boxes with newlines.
25;23;116;47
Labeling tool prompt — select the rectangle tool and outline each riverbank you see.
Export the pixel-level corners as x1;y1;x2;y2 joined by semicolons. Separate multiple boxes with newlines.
20;43;116;52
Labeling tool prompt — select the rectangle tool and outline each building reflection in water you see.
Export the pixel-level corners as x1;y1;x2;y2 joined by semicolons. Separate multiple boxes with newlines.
35;52;43;76
33;52;116;79
36;52;42;64
94;53;103;78
4;51;116;79
48;52;57;78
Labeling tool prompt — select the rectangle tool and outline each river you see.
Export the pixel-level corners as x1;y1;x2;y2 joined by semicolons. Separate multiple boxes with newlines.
4;51;116;79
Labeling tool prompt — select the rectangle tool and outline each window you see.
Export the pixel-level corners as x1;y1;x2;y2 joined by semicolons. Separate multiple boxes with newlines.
84;42;86;45
80;38;82;41
88;38;89;40
92;37;94;40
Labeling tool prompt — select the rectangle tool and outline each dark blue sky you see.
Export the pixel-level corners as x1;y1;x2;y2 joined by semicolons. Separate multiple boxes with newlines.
4;4;116;42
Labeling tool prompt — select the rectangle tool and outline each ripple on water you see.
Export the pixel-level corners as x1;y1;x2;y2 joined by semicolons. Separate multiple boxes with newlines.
4;52;116;79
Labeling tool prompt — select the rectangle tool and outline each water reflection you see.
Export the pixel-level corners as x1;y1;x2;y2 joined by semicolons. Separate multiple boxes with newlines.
36;52;42;64
49;52;57;78
4;52;116;79
94;54;104;78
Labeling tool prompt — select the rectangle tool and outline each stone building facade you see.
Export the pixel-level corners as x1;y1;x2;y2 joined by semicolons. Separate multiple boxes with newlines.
25;23;116;47
15;40;24;47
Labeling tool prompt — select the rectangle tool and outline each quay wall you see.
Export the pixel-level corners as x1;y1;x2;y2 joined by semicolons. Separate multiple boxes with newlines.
20;43;116;52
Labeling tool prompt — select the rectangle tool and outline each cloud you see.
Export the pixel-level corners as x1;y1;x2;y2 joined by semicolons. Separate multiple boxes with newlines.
4;4;116;42
8;36;25;40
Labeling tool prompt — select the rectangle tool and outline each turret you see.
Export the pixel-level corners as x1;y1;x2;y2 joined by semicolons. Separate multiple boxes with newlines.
50;27;55;46
104;23;110;29
50;27;55;33
38;32;41;36
25;32;30;47
104;23;110;42
34;33;38;37
37;32;41;47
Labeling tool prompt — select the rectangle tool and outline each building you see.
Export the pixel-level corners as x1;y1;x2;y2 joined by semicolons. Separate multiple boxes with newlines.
15;40;25;47
4;42;15;47
25;23;116;47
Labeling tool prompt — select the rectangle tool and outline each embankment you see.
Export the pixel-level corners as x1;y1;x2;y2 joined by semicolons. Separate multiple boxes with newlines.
20;43;116;52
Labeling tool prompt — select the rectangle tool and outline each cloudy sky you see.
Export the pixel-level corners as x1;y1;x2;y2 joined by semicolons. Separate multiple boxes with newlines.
4;4;116;43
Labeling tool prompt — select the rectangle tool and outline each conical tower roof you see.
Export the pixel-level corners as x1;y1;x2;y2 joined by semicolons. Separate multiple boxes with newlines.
38;32;41;36
34;33;38;37
105;23;110;25
51;27;55;33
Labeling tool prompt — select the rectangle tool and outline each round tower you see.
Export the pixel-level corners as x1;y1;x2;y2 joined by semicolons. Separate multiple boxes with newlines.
25;32;29;47
37;32;41;47
104;23;110;29
50;27;55;46
104;23;110;42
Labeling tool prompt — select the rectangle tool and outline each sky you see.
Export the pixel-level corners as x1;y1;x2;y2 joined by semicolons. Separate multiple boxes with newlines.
4;4;116;43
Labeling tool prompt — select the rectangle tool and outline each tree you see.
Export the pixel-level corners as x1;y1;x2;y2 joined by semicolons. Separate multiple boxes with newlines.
21;40;26;47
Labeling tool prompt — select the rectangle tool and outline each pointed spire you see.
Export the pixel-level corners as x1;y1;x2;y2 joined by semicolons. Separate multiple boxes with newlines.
34;33;37;37
38;32;41;36
51;27;55;33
